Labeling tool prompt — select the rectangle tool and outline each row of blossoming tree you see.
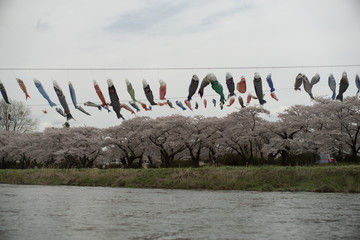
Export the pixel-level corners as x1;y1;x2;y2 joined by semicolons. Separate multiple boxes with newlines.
0;97;359;168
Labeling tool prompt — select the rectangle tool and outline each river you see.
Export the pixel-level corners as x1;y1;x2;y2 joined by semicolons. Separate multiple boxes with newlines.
0;184;359;240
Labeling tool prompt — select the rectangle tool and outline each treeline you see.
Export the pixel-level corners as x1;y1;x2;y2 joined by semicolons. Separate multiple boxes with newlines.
0;97;359;169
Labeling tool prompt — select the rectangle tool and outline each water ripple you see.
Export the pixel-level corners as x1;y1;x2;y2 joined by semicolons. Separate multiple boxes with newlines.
0;184;359;240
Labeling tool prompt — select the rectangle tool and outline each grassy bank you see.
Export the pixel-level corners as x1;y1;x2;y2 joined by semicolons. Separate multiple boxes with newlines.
0;165;359;192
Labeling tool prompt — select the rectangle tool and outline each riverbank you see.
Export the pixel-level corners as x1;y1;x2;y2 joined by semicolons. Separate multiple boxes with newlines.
0;165;359;192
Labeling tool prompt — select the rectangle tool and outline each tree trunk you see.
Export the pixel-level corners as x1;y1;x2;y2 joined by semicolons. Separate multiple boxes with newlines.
138;155;143;168
127;156;135;168
191;151;200;167
45;157;56;168
32;159;38;168
248;141;253;166
351;148;359;163
20;153;31;169
120;157;127;168
0;157;8;169
195;147;201;167
87;158;96;168
208;147;217;165
281;150;289;166
80;156;88;168
147;155;154;166
232;147;247;165
187;145;201;168
160;150;171;168
260;151;264;165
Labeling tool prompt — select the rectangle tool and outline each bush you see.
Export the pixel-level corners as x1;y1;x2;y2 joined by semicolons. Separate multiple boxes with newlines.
251;156;266;166
217;153;245;166
341;154;360;164
57;155;82;169
331;153;359;163
168;159;193;168
215;153;273;166
265;155;281;165
285;152;319;166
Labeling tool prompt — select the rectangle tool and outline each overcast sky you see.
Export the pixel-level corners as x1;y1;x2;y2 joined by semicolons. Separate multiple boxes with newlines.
0;0;359;131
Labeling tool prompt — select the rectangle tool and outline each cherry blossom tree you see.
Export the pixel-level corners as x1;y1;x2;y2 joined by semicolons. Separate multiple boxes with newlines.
263;104;315;165
104;117;150;168
144;115;186;167
311;97;360;162
172;116;222;167
222;106;270;165
0;131;20;168
62;127;103;167
1;126;105;168
203;117;228;165
8;131;46;168
23;127;104;168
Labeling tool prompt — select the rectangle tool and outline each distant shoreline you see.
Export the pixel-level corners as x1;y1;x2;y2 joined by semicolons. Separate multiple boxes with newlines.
0;165;359;192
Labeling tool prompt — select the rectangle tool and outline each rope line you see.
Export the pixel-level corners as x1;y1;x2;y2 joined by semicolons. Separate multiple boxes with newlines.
0;64;359;71
18;86;308;108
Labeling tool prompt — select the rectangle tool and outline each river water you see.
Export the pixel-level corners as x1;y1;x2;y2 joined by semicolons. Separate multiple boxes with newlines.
0;184;359;240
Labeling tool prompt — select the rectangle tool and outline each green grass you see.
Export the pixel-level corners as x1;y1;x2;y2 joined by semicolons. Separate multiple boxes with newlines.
0;165;359;192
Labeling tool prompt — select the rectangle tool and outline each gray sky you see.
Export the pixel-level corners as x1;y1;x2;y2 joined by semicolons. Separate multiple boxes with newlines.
0;0;359;130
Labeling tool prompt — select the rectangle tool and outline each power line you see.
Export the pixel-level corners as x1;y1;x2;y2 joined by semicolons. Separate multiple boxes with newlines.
0;64;360;71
